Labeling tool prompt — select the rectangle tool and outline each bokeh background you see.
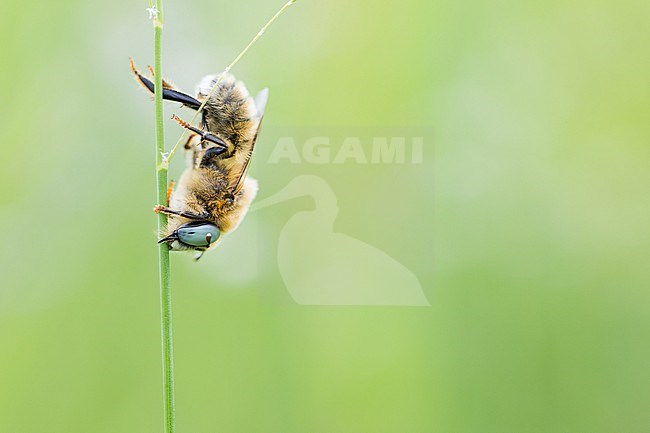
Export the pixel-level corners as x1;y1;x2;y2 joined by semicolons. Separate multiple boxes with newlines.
1;0;649;431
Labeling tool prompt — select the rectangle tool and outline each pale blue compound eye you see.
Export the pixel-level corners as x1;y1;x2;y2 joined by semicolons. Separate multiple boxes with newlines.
177;223;220;247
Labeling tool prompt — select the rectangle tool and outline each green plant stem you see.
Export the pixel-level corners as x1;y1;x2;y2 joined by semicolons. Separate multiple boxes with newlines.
152;1;175;432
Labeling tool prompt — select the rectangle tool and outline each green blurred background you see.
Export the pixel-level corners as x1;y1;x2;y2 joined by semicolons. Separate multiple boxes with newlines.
1;0;649;431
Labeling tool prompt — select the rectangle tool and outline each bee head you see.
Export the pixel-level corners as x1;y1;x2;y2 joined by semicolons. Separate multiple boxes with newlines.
158;221;220;252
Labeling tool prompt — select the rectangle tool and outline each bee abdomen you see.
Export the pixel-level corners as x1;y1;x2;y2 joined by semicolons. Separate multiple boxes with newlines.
197;73;258;146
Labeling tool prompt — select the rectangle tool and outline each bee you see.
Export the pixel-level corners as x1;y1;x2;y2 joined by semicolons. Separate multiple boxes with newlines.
130;59;268;260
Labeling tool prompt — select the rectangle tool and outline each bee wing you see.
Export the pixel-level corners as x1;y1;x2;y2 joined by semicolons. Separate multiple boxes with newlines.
254;88;269;117
232;88;269;195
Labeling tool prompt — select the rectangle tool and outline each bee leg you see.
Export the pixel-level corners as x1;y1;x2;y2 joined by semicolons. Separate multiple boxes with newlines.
172;115;227;148
153;205;209;221
166;180;175;206
182;133;202;168
129;58;201;110
199;146;229;167
147;65;175;90
184;133;200;150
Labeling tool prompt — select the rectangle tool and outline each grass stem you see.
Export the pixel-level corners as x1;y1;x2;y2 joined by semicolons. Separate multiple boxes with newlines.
151;0;176;432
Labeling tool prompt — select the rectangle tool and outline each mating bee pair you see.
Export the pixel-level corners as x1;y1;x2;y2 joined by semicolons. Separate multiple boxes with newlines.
131;59;268;260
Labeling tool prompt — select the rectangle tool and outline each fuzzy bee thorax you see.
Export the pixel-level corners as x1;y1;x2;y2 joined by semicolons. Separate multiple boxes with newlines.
198;73;259;146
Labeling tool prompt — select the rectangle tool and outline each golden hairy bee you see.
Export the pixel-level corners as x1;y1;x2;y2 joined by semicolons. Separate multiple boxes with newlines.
130;59;267;260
